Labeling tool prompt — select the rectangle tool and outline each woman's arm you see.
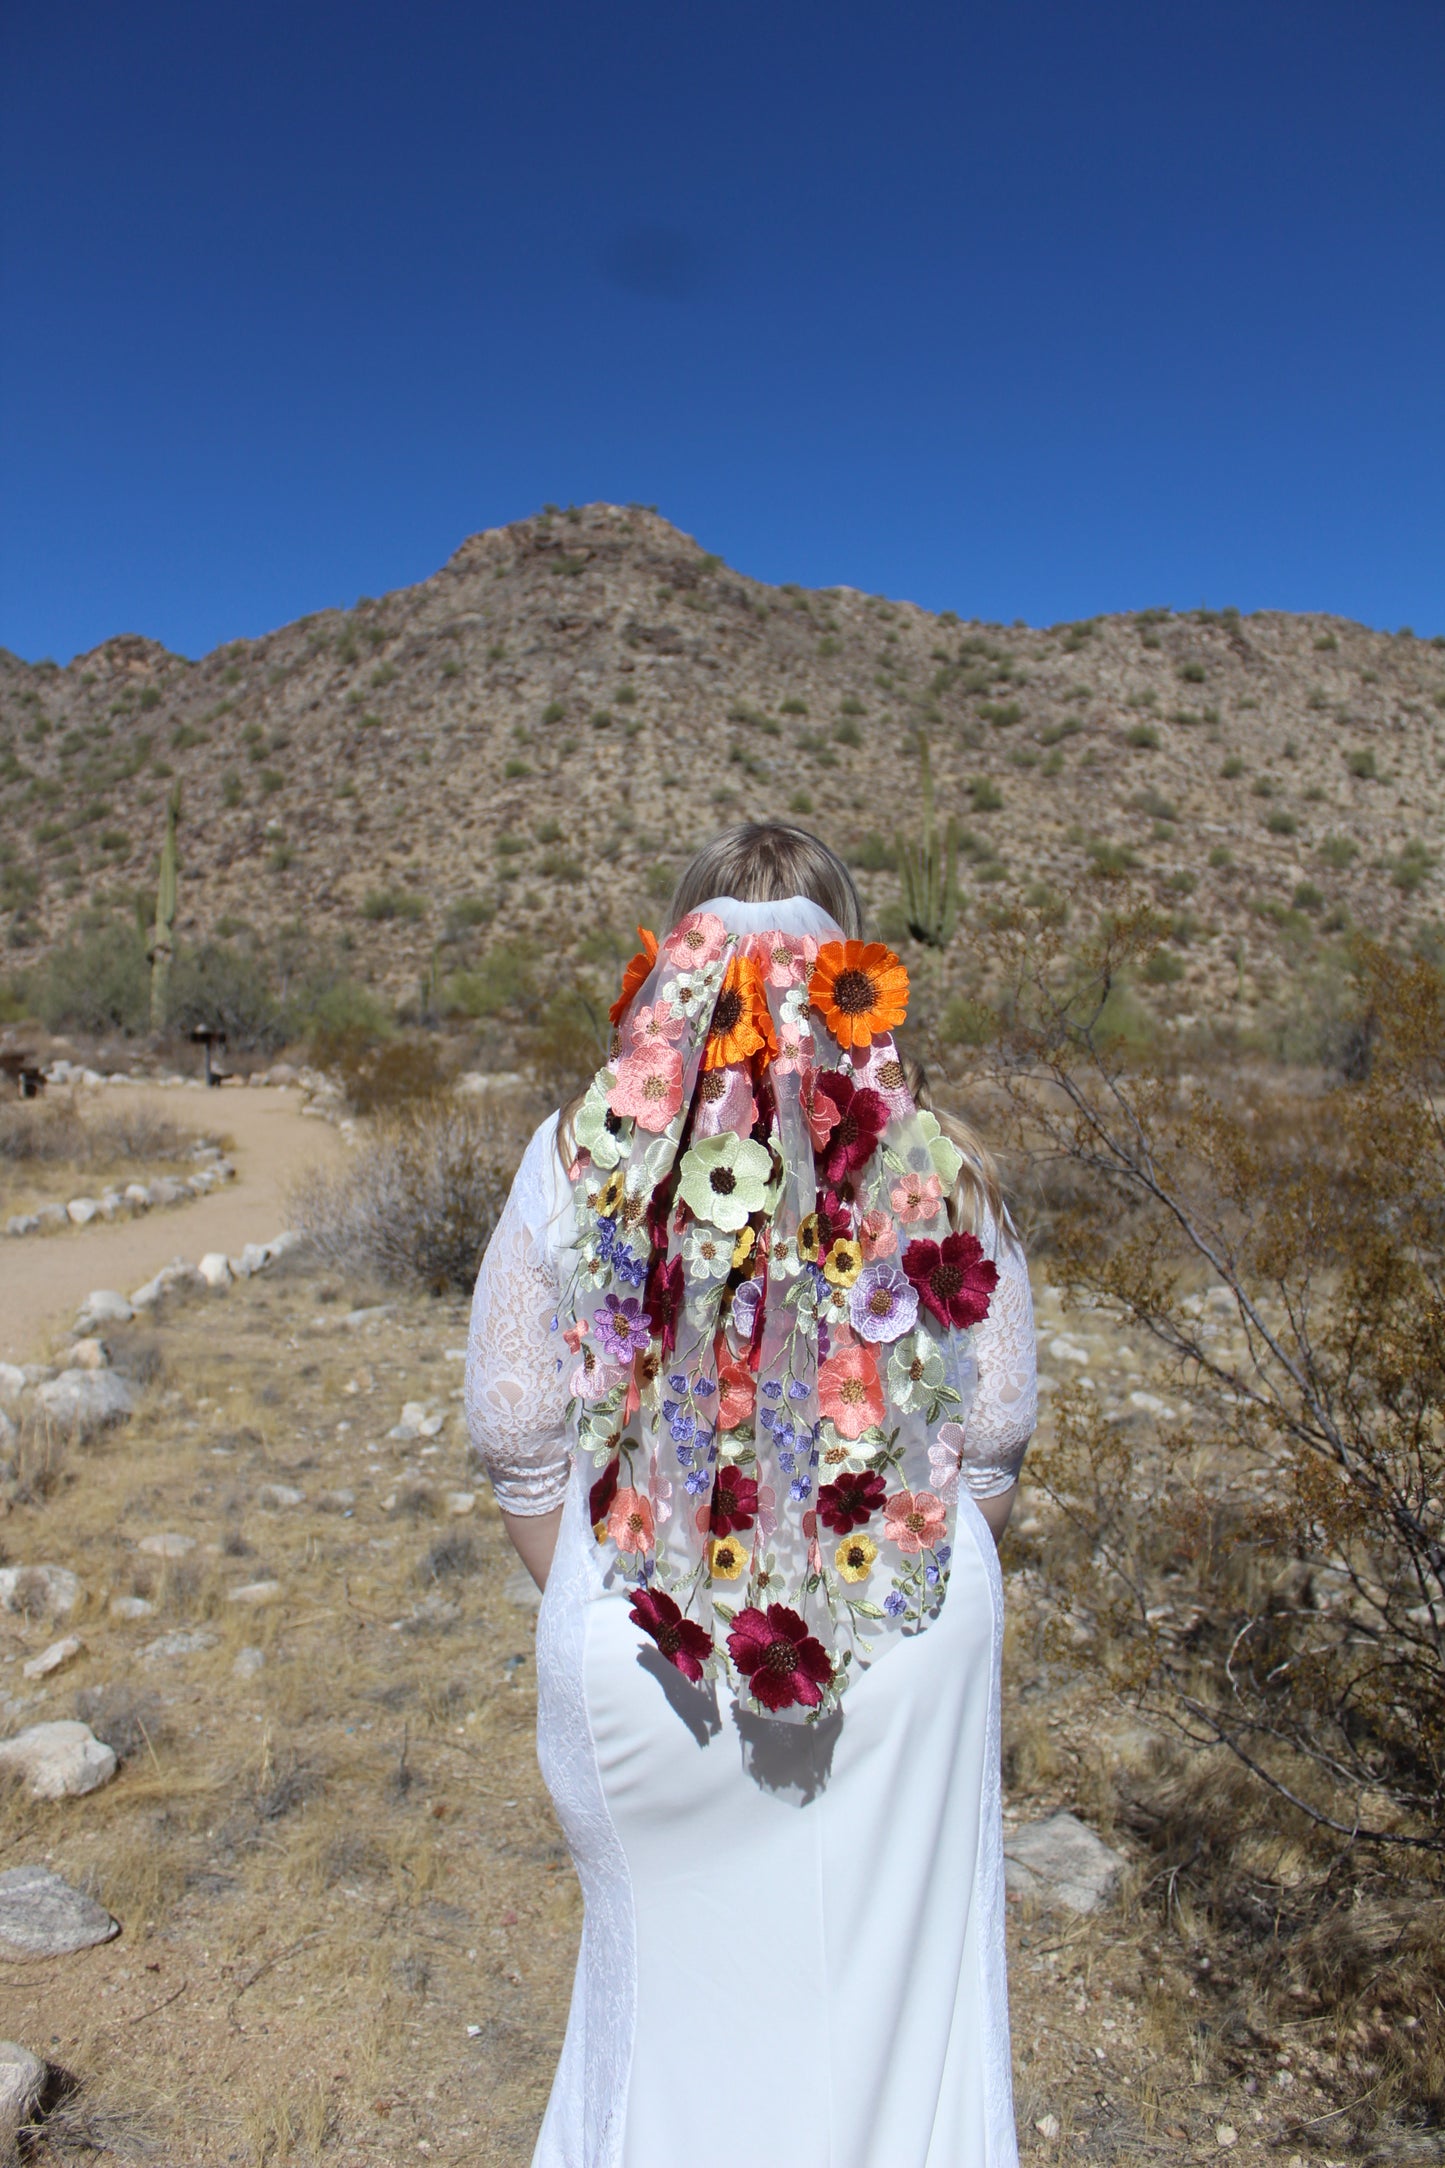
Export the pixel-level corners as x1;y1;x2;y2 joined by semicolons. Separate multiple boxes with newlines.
499;1502;565;1590
465;1122;573;1591
972;1483;1018;1548
956;1215;1037;1540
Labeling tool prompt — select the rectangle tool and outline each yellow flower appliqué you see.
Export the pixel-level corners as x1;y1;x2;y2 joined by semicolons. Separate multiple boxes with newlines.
823;1238;864;1288
835;1533;878;1583
708;1534;748;1581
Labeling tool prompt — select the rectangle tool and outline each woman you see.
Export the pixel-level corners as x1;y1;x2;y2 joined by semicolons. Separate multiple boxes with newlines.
466;820;1037;2168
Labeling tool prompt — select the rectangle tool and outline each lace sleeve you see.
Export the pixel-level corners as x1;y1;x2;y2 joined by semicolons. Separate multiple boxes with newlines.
464;1115;574;1516
958;1209;1037;1499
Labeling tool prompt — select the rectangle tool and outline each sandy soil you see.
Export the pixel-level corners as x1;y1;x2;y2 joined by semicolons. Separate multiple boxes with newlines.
0;1084;346;1362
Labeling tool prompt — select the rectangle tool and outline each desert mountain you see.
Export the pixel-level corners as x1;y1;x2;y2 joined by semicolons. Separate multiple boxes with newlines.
2;501;1441;1039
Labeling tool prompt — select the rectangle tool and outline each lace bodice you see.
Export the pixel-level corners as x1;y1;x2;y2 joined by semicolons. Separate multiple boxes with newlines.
465;1115;1038;1516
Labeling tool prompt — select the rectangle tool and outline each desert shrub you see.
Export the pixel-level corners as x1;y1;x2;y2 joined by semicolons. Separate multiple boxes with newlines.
289;972;392;1042
441;941;534;1020
0;1098;192;1167
979;921;1445;2128
969;777;1003;812
1142;946;1184;983
847;833;897;873
1124;722;1159;749
325;1032;447;1114
28;918;149;1034
291;1100;519;1295
361;888;427;923
1264;808;1298;835
168;940;282;1049
1346;748;1378;779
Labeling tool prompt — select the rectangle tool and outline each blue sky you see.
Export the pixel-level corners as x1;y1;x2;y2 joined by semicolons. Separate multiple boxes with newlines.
2;0;1441;661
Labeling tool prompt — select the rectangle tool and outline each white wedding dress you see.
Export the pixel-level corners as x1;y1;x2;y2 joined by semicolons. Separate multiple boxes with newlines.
466;1114;1038;2168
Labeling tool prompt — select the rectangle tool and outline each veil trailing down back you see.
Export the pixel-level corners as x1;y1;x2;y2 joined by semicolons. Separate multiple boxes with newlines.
564;894;1014;1723
466;858;1038;2168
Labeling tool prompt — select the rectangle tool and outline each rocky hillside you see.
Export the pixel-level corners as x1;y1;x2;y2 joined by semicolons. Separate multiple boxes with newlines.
2;502;1442;1037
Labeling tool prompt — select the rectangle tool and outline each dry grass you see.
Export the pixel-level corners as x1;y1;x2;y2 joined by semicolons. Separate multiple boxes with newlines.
0;1092;211;1217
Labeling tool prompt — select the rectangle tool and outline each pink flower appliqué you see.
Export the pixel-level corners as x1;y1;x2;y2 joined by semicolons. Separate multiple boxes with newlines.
746;930;818;989
859;1043;915;1119
882;1488;948;1554
772;1015;816;1079
609;1045;684;1133
816;1341;884;1439
607;1487;656;1554
630;997;685;1049
663;911;728;969
858;1208;898;1260
890;1169;945;1223
691;1063;759;1138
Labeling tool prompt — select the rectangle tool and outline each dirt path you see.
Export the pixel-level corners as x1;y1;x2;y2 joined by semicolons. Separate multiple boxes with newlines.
0;1083;346;1362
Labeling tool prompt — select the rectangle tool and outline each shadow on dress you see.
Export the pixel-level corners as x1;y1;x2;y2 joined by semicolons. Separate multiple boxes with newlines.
732;1705;841;1805
636;1646;723;1747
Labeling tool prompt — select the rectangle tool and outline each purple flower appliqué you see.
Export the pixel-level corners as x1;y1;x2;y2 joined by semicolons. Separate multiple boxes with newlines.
594;1293;652;1362
883;1590;908;1618
731;1280;763;1341
848;1260;920;1345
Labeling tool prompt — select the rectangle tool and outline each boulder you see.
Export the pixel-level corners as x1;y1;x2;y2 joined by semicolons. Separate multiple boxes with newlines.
36;1204;69;1232
77;1290;134;1327
0;1406;15;1459
0;2037;45;2131
137;1533;194;1560
256;1483;303;1509
231;1243;270;1278
68;1339;109;1372
0;1721;117;1800
21;1636;84;1682
66;1198;101;1226
109;1595;155;1621
1003;1812;1126;1914
5;1214;39;1238
227;1580;282;1607
198;1252;232;1290
0;1566;82;1619
265;1229;304;1261
0;1865;119;1957
34;1369;134;1438
146;1177;189;1207
122;1183;151;1210
0;1366;26;1408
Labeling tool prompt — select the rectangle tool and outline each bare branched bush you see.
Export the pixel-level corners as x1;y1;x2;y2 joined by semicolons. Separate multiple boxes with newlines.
960;910;1445;2127
291;1099;521;1295
0;1097;195;1166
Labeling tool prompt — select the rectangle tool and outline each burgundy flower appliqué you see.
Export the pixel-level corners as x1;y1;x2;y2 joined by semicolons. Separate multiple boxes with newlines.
708;1462;760;1537
813;1073;889;1189
630;1588;714;1682
900;1231;999;1331
816;1468;888;1535
727;1603;833;1712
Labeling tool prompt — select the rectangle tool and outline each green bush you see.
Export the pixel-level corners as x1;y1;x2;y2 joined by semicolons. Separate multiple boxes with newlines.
980;701;1021;729
969;777;1003;812
848;833;897;873
292;973;392;1041
29;918;149;1034
1265;809;1298;835
1221;755;1245;779
1318;834;1358;870
1143;947;1185;984
834;718;862;747
1178;661;1206;684
1125;723;1160;750
441;942;534;1019
1345;749;1377;779
168;940;282;1049
362;889;427;923
1208;846;1235;869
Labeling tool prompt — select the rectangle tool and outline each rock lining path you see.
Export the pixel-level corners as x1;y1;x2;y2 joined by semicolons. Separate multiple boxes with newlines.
0;1083;345;1362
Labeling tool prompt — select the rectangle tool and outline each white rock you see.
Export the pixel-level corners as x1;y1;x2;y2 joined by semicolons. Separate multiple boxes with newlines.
21;1635;84;1682
0;1566;82;1619
316;1487;355;1512
0;1720;117;1799
34;1369;134;1438
123;1183;151;1209
1035;2115;1061;2141
1127;1389;1176;1420
1047;1337;1091;1368
5;1215;39;1237
446;1491;476;1516
68;1338;109;1372
1004;1812;1125;1914
227;1580;283;1607
232;1645;265;1679
0;1364;24;1408
339;1304;392;1329
256;1482;304;1509
198;1252;233;1290
138;1532;195;1559
0;1865;119;1957
140;1629;216;1662
0;1407;14;1458
66;1197;101;1226
109;1595;155;1620
146;1177;188;1207
232;1242;270;1278
79;1289;134;1327
36;1204;69;1232
265;1229;303;1261
0;2037;45;2126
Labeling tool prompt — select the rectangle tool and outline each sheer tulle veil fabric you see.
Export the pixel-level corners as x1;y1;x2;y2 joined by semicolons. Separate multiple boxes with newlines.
560;893;1006;1724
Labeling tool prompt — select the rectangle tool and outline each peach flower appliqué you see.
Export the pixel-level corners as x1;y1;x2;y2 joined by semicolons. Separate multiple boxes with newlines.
816;1341;884;1439
608;1045;683;1133
882;1489;947;1554
663;911;728;969
607;1487;656;1554
858;1208;898;1260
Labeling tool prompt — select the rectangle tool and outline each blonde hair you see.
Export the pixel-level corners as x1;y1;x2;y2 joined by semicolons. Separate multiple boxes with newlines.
667;821;864;938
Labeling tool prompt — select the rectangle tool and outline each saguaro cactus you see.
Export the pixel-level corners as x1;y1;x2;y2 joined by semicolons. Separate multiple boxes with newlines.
149;783;182;1031
896;735;959;948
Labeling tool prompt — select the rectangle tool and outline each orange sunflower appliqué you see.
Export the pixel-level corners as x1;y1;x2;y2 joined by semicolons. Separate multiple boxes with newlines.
702;951;778;1072
809;940;910;1050
609;927;660;1025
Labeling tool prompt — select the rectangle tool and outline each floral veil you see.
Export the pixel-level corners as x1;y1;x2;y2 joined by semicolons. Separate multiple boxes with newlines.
562;893;999;1724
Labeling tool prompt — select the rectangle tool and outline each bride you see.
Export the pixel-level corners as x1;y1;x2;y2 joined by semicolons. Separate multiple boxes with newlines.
466;820;1037;2168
